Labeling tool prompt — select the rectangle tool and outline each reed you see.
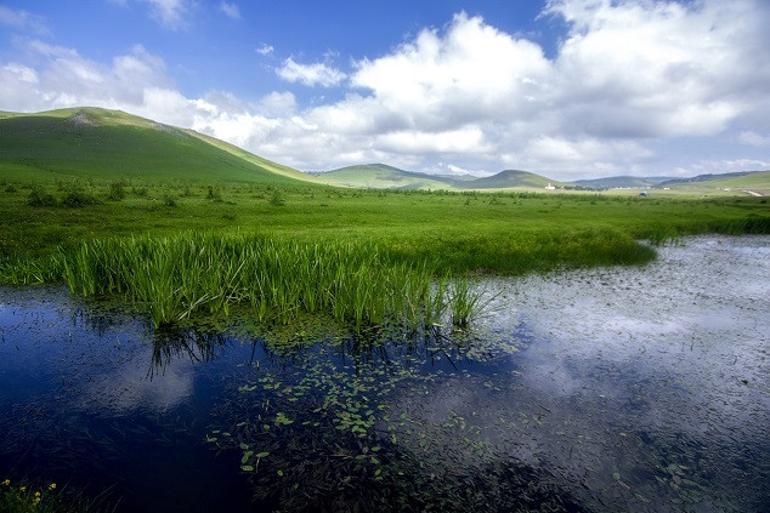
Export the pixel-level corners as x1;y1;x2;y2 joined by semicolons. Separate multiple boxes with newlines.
41;233;480;329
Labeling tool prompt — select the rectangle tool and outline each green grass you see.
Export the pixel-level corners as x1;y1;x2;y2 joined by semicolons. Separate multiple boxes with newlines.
8;232;479;329
1;181;767;274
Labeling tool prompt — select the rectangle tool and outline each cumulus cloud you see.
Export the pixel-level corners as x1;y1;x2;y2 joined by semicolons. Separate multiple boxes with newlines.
219;2;241;20
2;1;770;178
276;58;346;87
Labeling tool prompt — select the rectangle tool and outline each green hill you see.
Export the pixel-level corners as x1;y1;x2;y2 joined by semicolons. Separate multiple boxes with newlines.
657;171;770;195
464;169;557;189
0;107;315;184
570;175;673;189
315;164;458;190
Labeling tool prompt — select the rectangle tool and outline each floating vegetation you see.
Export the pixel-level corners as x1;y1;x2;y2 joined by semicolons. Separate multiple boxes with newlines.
208;332;577;512
7;233;483;330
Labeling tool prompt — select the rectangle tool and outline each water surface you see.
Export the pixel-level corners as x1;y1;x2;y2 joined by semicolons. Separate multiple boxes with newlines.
1;236;768;512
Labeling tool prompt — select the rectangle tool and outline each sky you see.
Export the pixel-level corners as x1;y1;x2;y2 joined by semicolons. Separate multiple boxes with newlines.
1;0;769;180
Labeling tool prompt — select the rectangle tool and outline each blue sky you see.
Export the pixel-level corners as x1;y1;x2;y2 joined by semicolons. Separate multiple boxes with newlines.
1;0;769;179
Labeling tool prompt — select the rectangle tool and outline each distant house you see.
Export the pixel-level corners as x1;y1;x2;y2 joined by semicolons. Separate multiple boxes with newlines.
544;183;556;191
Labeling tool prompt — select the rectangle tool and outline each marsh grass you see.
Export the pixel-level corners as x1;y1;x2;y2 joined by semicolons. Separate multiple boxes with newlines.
23;233;481;330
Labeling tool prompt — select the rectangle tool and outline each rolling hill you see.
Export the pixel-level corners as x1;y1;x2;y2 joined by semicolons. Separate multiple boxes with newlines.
315;165;560;191
569;175;674;189
657;170;770;196
463;169;558;189
0;107;315;184
314;164;459;190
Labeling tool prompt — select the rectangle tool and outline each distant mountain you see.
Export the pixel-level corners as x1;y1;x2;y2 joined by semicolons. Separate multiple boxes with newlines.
315;164;458;190
570;176;674;189
464;169;558;189
0;107;314;184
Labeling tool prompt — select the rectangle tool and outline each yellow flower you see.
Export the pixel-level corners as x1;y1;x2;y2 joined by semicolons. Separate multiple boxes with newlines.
35;491;42;497
48;483;57;490
1;479;10;486
20;486;27;492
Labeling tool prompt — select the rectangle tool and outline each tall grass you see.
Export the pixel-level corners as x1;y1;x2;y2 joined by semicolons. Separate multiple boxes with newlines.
28;233;481;329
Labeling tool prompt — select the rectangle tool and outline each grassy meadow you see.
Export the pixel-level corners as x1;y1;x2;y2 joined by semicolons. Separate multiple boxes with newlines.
1;108;769;330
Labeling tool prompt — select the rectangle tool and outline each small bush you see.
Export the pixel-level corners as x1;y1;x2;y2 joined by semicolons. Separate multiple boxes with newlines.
60;191;100;208
27;189;57;207
162;195;177;207
4;184;17;193
107;182;126;201
131;186;148;197
269;190;286;207
206;186;221;201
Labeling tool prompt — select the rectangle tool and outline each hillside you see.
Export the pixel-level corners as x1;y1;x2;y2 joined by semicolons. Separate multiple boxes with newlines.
570;175;673;189
655;171;770;196
0;107;315;184
464;169;557;189
315;164;458;190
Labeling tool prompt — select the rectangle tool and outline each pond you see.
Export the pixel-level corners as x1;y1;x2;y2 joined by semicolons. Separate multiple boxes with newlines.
1;236;768;512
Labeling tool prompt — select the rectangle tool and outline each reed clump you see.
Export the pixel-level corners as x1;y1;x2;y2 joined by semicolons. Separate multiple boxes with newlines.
47;233;479;329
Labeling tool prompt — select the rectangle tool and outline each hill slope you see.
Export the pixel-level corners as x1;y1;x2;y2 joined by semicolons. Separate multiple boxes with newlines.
658;170;770;196
465;169;557;189
0;107;315;184
315;164;459;190
570;176;674;189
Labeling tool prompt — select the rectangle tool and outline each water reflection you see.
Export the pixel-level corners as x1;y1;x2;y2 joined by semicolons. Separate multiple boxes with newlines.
0;236;768;513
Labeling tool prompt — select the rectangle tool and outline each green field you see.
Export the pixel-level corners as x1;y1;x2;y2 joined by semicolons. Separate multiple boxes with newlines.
1;108;769;327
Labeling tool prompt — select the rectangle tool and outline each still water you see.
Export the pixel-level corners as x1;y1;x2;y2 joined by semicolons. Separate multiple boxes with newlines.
1;236;768;512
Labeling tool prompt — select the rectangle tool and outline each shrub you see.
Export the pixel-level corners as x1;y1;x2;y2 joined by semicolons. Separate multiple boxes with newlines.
206;185;221;201
27;189;57;207
4;184;17;193
60;191;100;208
269;190;286;207
162;195;177;207
107;182;126;201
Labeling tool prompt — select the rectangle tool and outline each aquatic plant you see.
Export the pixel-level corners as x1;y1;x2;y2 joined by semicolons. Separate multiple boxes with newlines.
45;233;481;329
0;479;110;513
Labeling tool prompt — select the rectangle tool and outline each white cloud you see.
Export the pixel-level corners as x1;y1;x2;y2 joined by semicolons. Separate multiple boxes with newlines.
674;159;770;176
256;44;274;56
219;2;240;20
0;5;48;34
738;131;770;147
276;57;346;87
112;0;192;29
2;1;770;179
256;91;296;117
